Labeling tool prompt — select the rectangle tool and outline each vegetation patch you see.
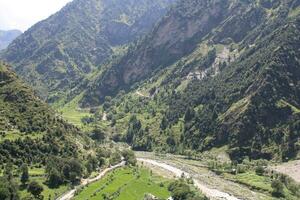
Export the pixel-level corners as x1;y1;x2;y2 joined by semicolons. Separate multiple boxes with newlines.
73;167;171;200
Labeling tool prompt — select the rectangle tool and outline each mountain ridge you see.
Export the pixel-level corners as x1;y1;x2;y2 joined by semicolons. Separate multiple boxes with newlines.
0;0;176;100
0;29;22;50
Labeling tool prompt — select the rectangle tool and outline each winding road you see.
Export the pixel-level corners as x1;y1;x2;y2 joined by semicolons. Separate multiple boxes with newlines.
56;157;241;200
56;161;125;200
138;158;241;200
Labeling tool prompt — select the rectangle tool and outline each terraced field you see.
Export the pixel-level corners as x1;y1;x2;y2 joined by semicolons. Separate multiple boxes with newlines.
73;167;171;200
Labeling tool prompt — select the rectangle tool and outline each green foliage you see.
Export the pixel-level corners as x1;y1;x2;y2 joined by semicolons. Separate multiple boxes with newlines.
45;157;85;186
27;181;43;199
20;164;29;185
255;165;265;176
271;179;285;197
74;0;300;163
90;128;106;141
74;167;170;200
122;149;137;166
168;179;207;200
109;152;122;166
0;176;19;200
0;0;176;102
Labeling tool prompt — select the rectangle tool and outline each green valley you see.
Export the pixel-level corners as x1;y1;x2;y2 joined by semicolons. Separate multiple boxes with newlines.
0;0;300;199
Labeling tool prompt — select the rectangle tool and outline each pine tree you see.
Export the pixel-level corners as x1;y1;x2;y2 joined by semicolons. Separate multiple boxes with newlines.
20;163;29;185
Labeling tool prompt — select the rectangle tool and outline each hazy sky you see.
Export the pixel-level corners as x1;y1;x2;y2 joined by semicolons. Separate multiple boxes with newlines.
0;0;73;31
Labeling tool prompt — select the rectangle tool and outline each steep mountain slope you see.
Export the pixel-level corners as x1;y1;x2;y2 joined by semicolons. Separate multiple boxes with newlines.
0;29;22;50
0;0;175;99
81;0;237;106
80;0;275;106
168;18;300;161
0;62;89;164
78;0;300;161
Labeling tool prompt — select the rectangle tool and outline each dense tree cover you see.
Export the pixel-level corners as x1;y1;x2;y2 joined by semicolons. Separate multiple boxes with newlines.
125;116;152;151
0;163;19;200
164;16;300;161
95;0;300;162
0;63;90;165
0;0;176;102
43;147;125;188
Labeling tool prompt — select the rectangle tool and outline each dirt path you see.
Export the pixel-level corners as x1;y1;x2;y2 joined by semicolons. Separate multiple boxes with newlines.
138;158;240;200
56;161;125;200
102;112;107;121
136;91;150;98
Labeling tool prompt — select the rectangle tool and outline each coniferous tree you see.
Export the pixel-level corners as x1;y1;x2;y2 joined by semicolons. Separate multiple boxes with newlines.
20;164;29;186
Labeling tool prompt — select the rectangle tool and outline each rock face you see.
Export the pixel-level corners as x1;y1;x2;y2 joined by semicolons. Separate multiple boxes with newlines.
81;0;267;106
0;29;22;50
0;0;176;99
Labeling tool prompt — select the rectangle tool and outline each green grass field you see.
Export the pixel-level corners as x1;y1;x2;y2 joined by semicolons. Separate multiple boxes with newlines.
225;172;299;200
74;167;171;200
19;176;69;199
230;172;273;192
6;167;70;200
58;93;93;127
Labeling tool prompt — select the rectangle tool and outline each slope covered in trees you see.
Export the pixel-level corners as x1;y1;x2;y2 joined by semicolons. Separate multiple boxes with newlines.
78;0;300;161
0;0;176;100
0;62;89;164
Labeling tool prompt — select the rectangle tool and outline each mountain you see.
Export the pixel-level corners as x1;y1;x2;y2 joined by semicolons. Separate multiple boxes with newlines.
0;30;22;50
78;0;300;161
80;0;270;106
0;61;89;164
0;0;176;100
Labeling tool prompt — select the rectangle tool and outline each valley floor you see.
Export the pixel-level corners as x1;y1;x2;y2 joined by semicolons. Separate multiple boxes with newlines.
136;152;285;200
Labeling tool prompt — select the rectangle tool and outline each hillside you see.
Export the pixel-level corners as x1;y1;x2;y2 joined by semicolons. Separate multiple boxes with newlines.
0;62;89;164
77;0;300;161
0;0;176;100
0;29;21;50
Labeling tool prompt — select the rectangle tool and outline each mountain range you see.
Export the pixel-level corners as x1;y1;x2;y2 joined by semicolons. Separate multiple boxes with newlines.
0;29;21;50
0;0;176;100
1;0;300;163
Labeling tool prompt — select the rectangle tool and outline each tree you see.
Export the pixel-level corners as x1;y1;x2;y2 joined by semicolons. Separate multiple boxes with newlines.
48;169;63;188
271;179;284;197
27;181;43;199
126;116;142;144
184;107;195;122
2;163;19;200
255;165;264;176
68;159;83;185
168;180;194;200
122;150;137;166
4;162;13;181
86;156;98;174
91;129;106;141
0;177;10;200
109;152;122;166
160;116;168;130
20;164;29;185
